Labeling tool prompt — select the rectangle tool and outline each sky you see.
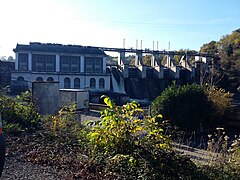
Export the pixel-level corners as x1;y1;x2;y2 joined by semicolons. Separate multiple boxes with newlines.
0;0;239;57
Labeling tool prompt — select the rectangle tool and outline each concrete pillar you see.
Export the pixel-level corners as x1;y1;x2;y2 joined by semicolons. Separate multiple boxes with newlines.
80;55;84;73
118;51;126;66
151;53;161;67
56;54;60;72
28;52;32;71
103;56;106;73
166;54;174;68
15;52;19;70
122;64;129;78
32;82;60;115
140;66;147;78
135;51;143;66
159;66;164;79
191;67;196;79
175;66;180;79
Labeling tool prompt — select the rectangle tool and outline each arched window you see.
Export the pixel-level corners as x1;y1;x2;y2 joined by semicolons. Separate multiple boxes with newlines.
90;78;96;89
17;76;24;81
36;77;43;82
47;77;54;82
99;78;105;89
74;78;80;89
64;77;71;88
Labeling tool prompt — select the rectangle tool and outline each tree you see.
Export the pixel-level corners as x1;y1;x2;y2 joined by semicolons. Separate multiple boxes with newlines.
199;30;240;92
7;56;14;62
0;56;15;62
217;31;240;91
200;41;218;54
174;49;197;65
151;84;212;130
142;54;151;66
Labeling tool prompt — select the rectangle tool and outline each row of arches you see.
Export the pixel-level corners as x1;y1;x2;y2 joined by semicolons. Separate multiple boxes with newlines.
17;76;105;90
17;76;54;82
63;77;105;89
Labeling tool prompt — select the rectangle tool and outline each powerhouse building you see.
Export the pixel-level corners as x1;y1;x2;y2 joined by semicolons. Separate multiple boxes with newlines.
11;42;110;91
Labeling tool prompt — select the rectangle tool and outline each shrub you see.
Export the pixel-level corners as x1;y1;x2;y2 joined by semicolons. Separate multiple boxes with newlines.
23;104;89;174
151;84;212;130
0;91;41;134
205;85;231;127
85;96;202;179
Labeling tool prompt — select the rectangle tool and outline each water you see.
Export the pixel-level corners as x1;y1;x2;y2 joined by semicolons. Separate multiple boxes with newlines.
111;73;126;94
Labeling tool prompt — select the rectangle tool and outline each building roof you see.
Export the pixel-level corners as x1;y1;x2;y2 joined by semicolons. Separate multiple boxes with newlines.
13;42;106;55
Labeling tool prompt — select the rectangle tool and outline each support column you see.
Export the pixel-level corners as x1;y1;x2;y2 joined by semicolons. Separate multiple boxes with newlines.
118;51;126;66
166;54;174;68
103;56;106;73
28;52;32;71
151;53;161;67
135;51;143;66
123;64;129;78
80;55;84;73
15;52;19;70
56;54;60;72
152;53;164;79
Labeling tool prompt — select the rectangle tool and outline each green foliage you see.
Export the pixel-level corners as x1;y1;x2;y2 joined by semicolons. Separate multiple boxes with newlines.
42;103;87;145
85;96;202;179
174;49;197;64
200;41;218;54
199;164;240;180
200;30;240;92
26;104;89;169
0;91;40;134
87;96;169;157
151;84;212;130
205;86;231;126
218;31;240;91
142;54;152;66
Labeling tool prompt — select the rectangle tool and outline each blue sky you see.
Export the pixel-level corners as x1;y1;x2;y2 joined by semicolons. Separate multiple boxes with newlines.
0;0;239;57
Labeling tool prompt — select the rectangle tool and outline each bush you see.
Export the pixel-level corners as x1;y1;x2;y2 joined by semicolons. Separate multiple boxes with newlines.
85;96;202;179
205;85;231;127
151;84;212;131
24;104;88;169
0;91;41;134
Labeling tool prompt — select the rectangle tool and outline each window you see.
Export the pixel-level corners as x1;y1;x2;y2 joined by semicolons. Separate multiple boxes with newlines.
32;54;55;72
17;76;24;81
71;58;80;72
46;57;55;71
64;77;71;88
36;57;44;71
47;77;54;82
61;57;70;73
85;58;94;73
99;78;105;89
94;59;102;73
18;53;28;71
36;77;43;81
60;56;80;73
74;78;80;89
85;57;103;73
90;78;96;89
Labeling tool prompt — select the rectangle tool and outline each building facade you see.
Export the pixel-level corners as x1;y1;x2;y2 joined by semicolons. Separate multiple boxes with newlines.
0;60;15;86
11;42;110;91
